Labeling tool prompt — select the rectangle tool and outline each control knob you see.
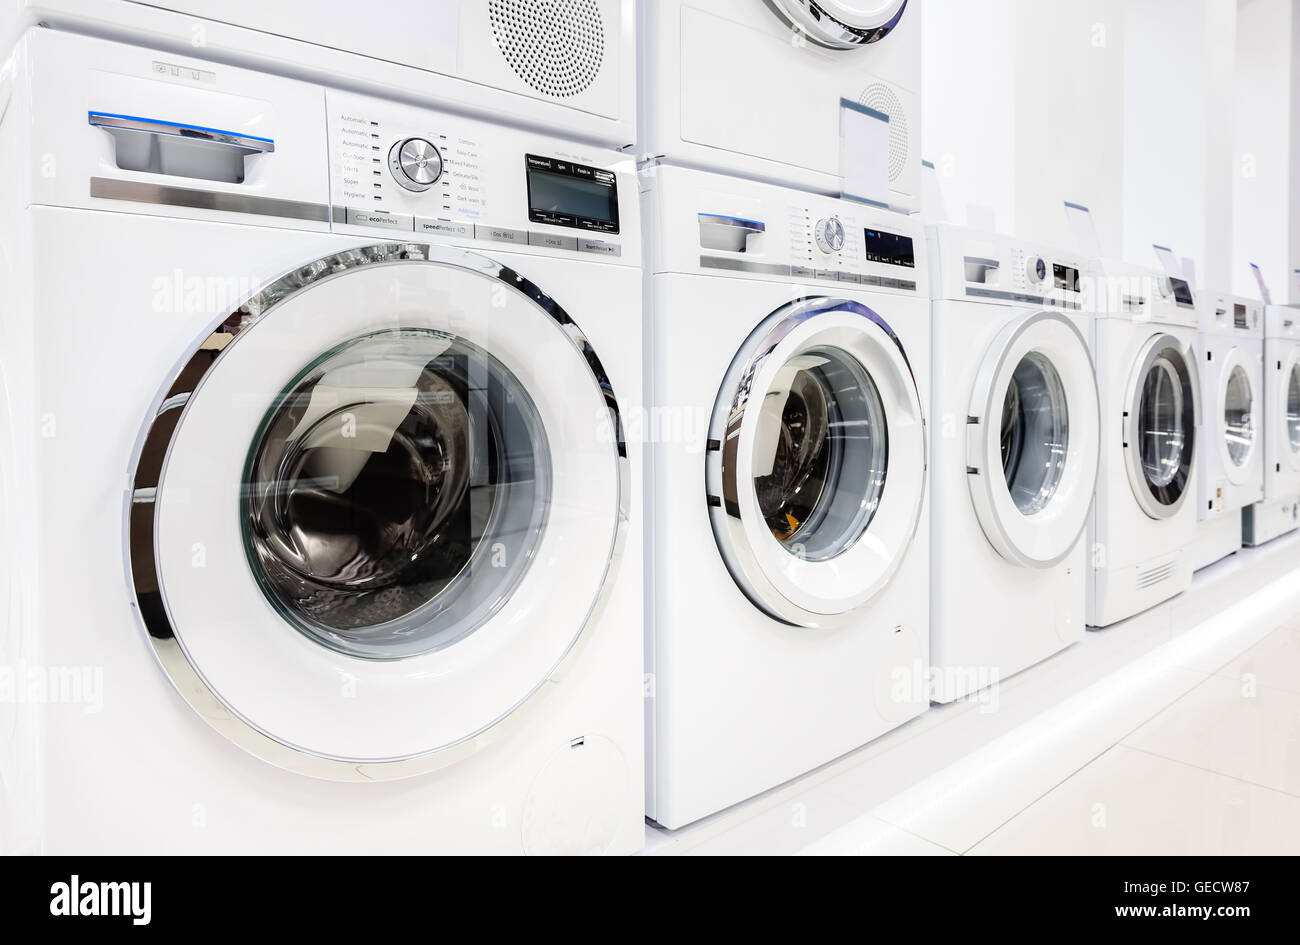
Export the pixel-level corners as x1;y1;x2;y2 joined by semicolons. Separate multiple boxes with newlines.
388;137;443;192
1026;255;1048;284
815;216;846;254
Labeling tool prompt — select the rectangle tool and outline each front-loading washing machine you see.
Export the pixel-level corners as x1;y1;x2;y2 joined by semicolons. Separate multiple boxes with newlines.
638;0;922;210
1087;262;1200;628
2;0;635;146
928;225;1099;702
0;29;643;854
641;164;930;829
1189;291;1264;569
1244;303;1300;545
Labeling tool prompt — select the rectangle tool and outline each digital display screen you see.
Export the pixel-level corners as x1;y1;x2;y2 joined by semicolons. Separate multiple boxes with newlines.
526;154;619;233
1234;303;1248;329
1053;263;1080;292
863;228;915;268
1170;277;1194;307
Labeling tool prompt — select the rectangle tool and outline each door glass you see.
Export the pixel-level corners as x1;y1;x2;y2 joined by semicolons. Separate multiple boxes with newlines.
1289;364;1300;453
752;346;888;561
1223;364;1255;466
242;329;551;660
1138;356;1187;490
1000;352;1070;515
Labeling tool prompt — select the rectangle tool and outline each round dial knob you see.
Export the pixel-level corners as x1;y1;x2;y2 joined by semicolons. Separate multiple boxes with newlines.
388;137;443;192
1026;256;1048;283
815;217;846;254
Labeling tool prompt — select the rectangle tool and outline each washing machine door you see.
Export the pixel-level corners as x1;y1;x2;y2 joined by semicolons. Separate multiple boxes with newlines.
129;243;627;780
1215;347;1261;486
705;297;925;628
1278;347;1300;473
768;0;909;48
965;311;1099;568
1122;332;1198;518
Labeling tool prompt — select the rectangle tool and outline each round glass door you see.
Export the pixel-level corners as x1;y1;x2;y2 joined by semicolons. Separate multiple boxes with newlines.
707;298;925;628
1124;334;1196;518
1222;362;1256;468
967;312;1099;567
768;0;909;48
1288;362;1300;454
129;244;626;780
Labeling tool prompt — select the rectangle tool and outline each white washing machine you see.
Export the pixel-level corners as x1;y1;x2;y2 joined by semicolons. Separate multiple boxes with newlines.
1244;304;1300;545
1087;263;1200;628
0;29;643;855
638;0;922;211
928;226;1099;702
642;164;930;829
1189;291;1264;569
2;0;635;146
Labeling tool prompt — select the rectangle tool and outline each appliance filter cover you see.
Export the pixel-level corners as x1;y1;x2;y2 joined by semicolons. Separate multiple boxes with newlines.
858;82;910;182
489;0;606;98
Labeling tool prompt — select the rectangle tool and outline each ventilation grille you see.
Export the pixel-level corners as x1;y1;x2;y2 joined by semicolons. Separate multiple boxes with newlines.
859;82;910;182
1136;561;1176;589
489;0;605;98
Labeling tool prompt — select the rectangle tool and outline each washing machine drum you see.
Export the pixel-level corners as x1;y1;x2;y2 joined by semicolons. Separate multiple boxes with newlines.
129;243;627;780
965;312;1100;568
768;0;909;48
705;297;926;628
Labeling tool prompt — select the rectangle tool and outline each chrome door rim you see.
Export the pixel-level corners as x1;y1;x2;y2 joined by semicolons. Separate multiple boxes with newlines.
705;297;926;627
766;0;909;49
1123;332;1197;520
126;242;629;782
966;311;1100;568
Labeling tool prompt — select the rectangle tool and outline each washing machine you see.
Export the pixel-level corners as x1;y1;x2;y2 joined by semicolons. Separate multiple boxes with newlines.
928;226;1099;702
642;164;930;829
1;0;635;146
1244;303;1300;545
638;0;922;211
1188;291;1264;569
1087;263;1200;628
0;29;643;855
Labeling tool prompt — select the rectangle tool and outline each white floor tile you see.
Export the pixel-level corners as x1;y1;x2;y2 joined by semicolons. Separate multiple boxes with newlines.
682;782;864;856
797;815;955;856
1216;623;1300;695
1123;673;1300;796
968;745;1300;855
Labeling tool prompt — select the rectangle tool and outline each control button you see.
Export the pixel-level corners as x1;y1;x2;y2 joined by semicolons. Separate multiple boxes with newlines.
791;265;814;279
530;232;578;251
475;225;528;245
839;272;864;285
347;208;414;231
416;218;472;239
577;237;621;257
815;269;840;282
862;274;883;286
814;217;846;254
388;137;443;193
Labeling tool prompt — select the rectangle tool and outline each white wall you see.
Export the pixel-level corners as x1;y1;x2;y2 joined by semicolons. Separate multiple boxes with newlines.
1232;0;1294;300
920;0;1018;232
1014;0;1127;255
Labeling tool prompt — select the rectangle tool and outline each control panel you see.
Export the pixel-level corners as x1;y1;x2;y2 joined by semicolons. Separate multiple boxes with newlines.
327;89;631;259
1198;291;1264;337
930;225;1084;310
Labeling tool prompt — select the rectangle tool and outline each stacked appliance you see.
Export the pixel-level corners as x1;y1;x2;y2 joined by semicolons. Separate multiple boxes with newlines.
1189;291;1264;569
1244;304;1300;545
928;225;1100;701
0;20;643;854
1087;263;1201;628
638;0;927;828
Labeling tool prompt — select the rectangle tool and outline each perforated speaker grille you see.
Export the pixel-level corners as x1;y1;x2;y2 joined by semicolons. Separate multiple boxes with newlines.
859;82;910;182
489;0;605;99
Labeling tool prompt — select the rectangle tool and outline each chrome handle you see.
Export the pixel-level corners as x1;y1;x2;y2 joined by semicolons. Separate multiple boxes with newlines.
697;212;765;234
88;111;275;153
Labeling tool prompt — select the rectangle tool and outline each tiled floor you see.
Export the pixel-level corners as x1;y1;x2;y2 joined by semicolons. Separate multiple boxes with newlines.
644;536;1300;856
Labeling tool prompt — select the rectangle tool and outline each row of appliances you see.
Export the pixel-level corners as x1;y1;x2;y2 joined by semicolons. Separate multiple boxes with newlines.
1;0;1295;854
